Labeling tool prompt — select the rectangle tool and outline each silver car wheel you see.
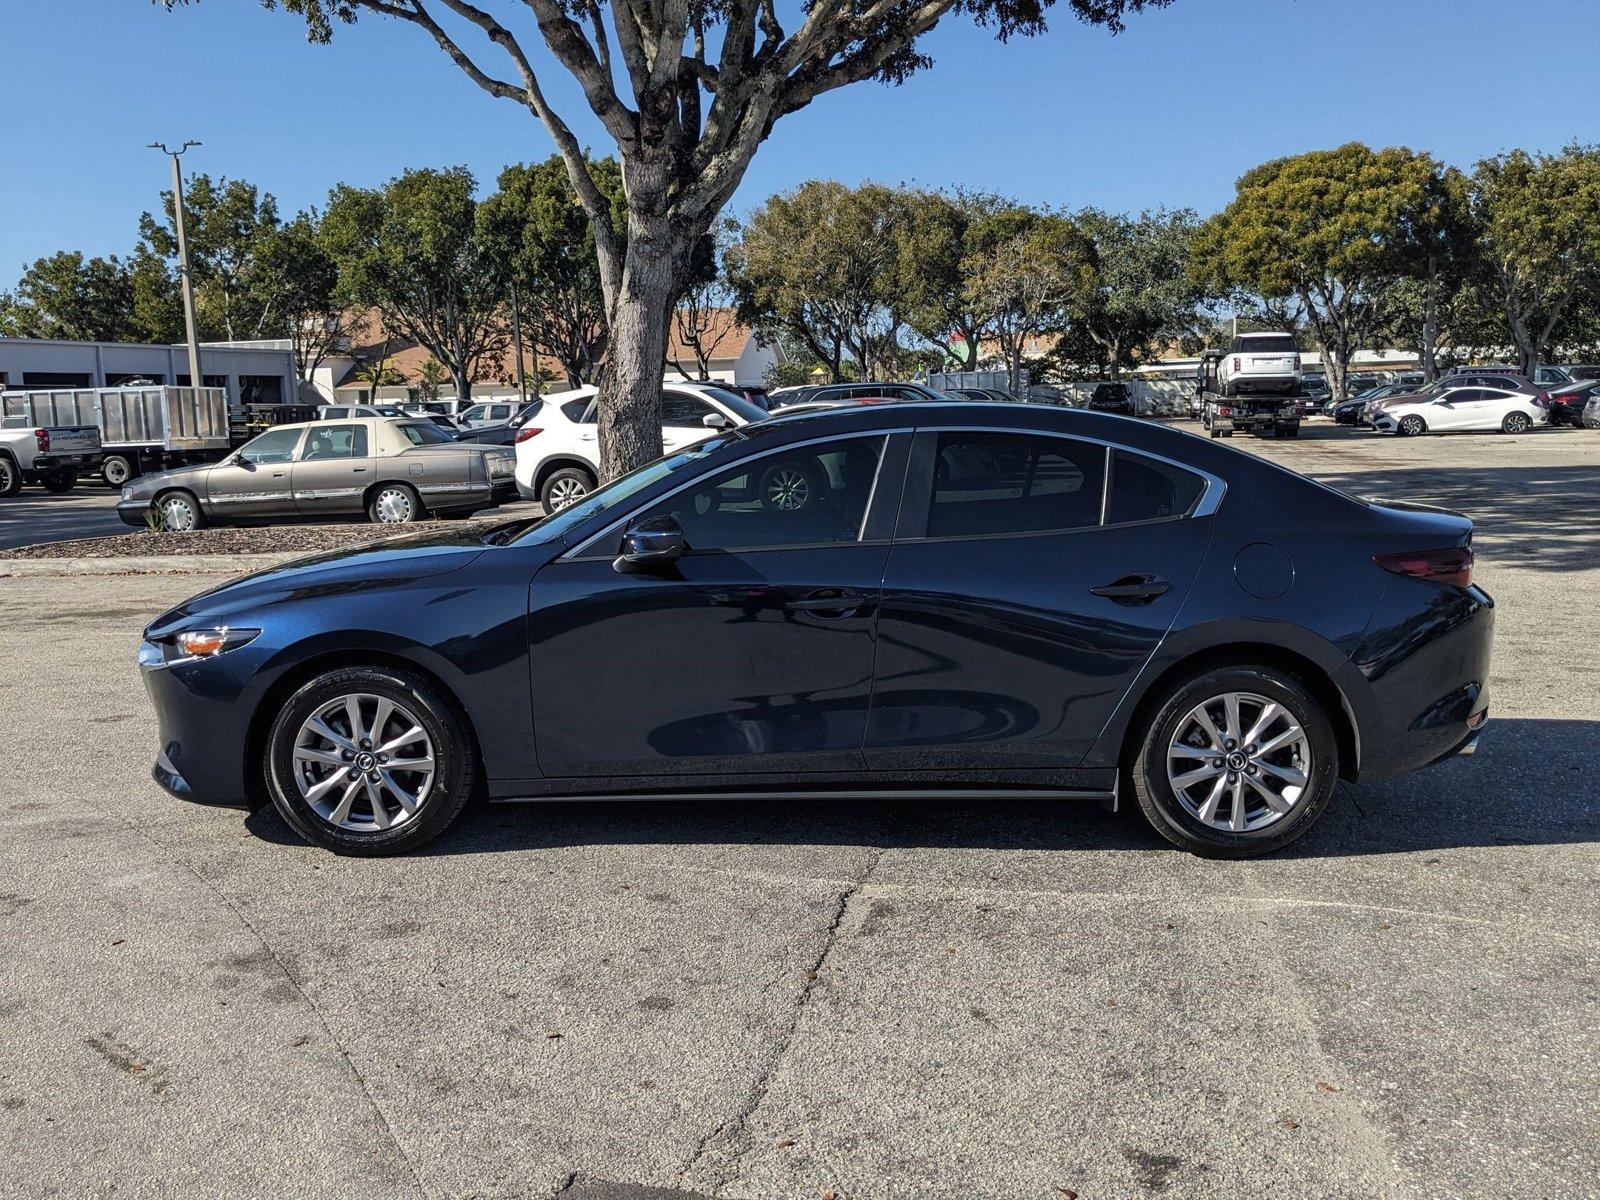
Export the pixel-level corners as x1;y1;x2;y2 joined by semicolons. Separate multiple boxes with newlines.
373;486;415;523
159;495;197;532
0;459;14;492
1166;691;1312;833
548;476;589;509
764;466;810;511
292;692;436;832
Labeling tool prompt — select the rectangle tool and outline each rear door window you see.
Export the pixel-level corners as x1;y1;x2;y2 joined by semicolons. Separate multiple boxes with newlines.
923;432;1105;539
661;390;715;427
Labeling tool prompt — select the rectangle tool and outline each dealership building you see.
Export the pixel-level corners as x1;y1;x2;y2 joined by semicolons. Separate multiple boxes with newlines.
0;336;298;406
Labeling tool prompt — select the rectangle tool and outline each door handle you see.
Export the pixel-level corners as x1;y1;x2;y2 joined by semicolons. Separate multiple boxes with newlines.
1090;574;1171;603
353;466;368;472
785;589;870;618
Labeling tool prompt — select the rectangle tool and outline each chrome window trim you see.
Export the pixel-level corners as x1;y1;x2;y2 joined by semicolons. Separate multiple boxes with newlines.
913;424;1225;529
556;419;1224;562
560;429;911;562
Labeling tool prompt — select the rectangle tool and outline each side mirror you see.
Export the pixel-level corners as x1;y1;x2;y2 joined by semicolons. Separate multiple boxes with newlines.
614;515;686;574
702;412;731;430
234;455;255;469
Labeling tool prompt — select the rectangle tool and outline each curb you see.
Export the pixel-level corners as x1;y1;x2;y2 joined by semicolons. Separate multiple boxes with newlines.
0;552;303;578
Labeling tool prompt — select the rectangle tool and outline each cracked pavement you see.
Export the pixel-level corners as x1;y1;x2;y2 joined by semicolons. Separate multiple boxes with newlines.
1;423;1596;1198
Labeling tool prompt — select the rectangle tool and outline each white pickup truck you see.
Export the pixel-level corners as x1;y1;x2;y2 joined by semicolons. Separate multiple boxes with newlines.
0;416;103;496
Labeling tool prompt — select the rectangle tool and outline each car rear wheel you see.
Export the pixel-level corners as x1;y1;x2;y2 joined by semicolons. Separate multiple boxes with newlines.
368;482;422;524
264;666;476;855
1398;415;1426;437
155;490;204;532
540;466;596;512
0;455;18;498
1501;411;1531;434
1130;665;1339;858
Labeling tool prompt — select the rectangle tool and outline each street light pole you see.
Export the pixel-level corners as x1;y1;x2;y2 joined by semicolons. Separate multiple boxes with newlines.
510;279;529;406
149;140;204;392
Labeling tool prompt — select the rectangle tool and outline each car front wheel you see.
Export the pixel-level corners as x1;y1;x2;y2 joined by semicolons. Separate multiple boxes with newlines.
264;665;476;855
1130;665;1339;858
155;490;204;532
1398;415;1426;437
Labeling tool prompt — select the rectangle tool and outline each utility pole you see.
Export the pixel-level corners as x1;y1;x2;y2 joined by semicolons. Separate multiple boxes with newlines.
149;140;204;392
509;279;529;405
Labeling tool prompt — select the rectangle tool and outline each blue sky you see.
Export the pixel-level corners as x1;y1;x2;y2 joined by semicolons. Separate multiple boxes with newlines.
3;0;1597;286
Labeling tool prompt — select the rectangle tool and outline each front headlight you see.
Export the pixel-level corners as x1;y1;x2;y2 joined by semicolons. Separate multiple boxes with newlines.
146;627;261;665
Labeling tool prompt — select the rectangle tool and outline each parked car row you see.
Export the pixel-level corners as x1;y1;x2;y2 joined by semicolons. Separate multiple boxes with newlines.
1320;370;1600;436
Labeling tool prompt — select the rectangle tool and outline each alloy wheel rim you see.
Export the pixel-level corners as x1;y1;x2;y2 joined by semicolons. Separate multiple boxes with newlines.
375;488;413;522
766;467;809;510
1166;691;1312;833
291;692;436;832
1507;414;1528;433
160;497;195;532
0;461;13;488
549;477;588;508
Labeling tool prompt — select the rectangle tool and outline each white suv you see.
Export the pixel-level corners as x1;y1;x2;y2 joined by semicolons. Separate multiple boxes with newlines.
1219;333;1303;397
514;382;768;510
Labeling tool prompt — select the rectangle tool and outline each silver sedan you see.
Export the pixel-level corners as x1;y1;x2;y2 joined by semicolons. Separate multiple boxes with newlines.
116;417;518;531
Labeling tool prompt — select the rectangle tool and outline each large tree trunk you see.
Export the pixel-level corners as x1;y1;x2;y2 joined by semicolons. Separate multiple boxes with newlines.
452;368;472;402
594;196;688;479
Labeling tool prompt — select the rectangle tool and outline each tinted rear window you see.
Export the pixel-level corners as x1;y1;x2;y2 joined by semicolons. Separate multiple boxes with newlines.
1231;335;1298;354
926;433;1105;539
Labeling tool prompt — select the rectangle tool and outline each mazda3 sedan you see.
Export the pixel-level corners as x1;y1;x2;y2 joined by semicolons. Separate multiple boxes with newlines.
139;403;1493;858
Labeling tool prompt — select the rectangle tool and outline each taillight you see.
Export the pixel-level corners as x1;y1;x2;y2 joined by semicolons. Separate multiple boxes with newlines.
1374;546;1474;588
1217;405;1232;417
514;426;543;443
34;429;49;453
1232;357;1241;371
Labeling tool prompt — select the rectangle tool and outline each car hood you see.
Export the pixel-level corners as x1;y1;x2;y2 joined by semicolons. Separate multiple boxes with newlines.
145;524;497;638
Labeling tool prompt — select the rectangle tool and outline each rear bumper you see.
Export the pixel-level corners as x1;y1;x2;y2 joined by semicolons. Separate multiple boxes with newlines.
31;451;100;472
1346;582;1495;782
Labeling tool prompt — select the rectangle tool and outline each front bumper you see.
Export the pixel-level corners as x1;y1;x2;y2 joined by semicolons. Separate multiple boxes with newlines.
117;498;154;526
140;638;260;805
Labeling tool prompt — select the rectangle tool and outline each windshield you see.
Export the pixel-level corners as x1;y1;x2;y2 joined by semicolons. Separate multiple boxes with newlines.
397;420;455;445
695;385;770;424
510;434;740;544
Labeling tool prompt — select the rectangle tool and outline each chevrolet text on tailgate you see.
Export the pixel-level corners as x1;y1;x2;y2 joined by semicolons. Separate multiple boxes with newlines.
0;416;103;496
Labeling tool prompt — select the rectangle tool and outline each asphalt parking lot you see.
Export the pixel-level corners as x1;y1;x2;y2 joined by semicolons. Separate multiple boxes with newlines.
0;420;1596;1199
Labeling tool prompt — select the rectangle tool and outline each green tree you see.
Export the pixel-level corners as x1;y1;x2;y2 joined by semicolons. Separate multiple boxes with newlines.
1068;207;1204;379
477;155;626;387
1470;145;1600;375
736;181;901;382
1192;143;1422;400
139;174;282;341
894;188;1035;371
323;167;509;402
253;209;351;380
964;213;1093;393
0;251;138;341
200;0;1176;479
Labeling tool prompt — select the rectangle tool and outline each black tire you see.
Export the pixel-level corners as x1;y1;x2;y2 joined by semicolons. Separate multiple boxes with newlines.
1501;411;1530;434
154;489;205;532
367;481;423;524
1129;664;1339;858
264;665;476;856
40;469;77;493
539;465;597;512
101;454;136;488
0;454;20;498
757;455;826;513
1398;414;1426;437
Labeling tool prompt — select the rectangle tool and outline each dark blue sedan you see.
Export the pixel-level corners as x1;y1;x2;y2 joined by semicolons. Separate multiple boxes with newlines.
138;402;1493;857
